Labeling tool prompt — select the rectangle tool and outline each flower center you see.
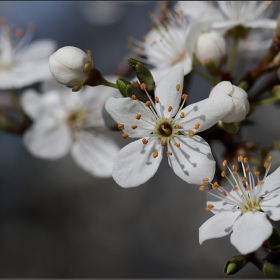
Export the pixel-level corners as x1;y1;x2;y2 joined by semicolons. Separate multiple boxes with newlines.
154;118;175;142
65;109;89;131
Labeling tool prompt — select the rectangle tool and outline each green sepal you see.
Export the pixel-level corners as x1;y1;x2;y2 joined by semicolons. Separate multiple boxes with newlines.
126;84;149;103
263;262;280;278
220;122;239;134
223;255;248;275
116;78;131;97
127;58;155;92
272;85;280;100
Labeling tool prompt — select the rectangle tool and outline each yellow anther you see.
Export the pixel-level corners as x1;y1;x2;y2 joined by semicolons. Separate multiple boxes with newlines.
254;171;260;175
257;180;263;185
155;97;159;103
238;156;244;162
264;162;270;169
145;101;151;107
205;204;214;211
132;95;137;100
222;191;227;196
127;36;134;42
212;182;219;190
233;186;238;191
222;160;227;166
245;167;250;173
176;84;180;91
131;125;137;130
142;138;148;144
232;165;238;171
175;125;181;129
203;178;210;184
137;46;144;52
153;152;158;158
140;83;147;90
168;106;172;112
241;177;247;183
246;185;251;191
221;171;226;177
174;142;180;147
244;157;248;163
161;141;165;146
268;155;273;162
118;124;124;130
181;93;188;100
199;185;205;191
188;130;195;137
122;133;129;139
180;112;185;118
166;151;172;156
194;123;200;130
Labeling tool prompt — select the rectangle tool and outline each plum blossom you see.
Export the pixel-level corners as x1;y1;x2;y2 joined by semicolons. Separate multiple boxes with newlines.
0;21;57;89
199;156;280;254
20;78;120;177
105;67;237;188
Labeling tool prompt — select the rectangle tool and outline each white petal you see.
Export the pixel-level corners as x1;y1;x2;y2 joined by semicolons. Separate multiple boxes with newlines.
245;19;277;29
23;115;72;159
209;81;233;97
261;192;280;221
155;67;184;118
167;135;215;184
112;138;163;188
105;97;155;137
176;95;234;133
231;211;273;254
20;89;44;119
199;210;241;244
261;166;280;195
71;131;120;178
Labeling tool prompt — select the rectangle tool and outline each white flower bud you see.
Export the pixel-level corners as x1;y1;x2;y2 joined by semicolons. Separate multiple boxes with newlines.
209;81;250;123
49;46;93;87
195;31;226;68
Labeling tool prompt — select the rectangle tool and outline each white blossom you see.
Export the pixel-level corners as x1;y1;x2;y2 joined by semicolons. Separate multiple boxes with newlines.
0;22;56;89
105;67;236;188
199;156;280;255
20;78;120;178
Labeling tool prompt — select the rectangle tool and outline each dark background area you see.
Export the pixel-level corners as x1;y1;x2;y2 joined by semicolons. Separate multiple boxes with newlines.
0;1;279;277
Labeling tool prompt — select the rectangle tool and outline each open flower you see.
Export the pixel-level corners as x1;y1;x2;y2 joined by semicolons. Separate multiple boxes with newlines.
199;156;280;254
0;21;57;89
105;67;236;188
20;78;120;177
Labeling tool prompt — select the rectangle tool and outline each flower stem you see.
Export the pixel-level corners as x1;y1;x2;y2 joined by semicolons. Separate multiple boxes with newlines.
101;77;118;89
251;96;280;108
227;36;239;73
192;66;217;84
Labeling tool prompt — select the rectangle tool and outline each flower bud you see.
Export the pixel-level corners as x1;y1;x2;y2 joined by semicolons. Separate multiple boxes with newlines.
209;81;250;123
195;31;226;71
223;255;248;275
49;46;93;88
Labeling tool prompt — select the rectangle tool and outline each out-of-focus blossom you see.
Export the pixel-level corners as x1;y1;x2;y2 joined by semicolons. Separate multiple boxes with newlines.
0;21;56;89
105;67;236;188
20;78;120;177
209;81;250;123
199;156;280;255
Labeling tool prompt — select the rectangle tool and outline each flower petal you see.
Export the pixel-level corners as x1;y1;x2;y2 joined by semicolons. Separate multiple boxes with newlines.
155;66;184;118
112;138;163;188
71;131;120;178
175;95;234;133
23;115;72;159
105;97;155;137
199;210;241;244
167;135;216;184
261;166;280;196
231;211;273;254
261;191;280;221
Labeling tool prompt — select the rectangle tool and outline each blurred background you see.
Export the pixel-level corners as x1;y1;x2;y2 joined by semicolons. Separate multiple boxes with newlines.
0;1;280;278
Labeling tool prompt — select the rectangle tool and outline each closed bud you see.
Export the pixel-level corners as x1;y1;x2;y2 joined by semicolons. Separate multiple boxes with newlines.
126;84;149;103
263;262;280;278
195;31;226;72
223;255;248;275
116;78;131;97
49;46;94;90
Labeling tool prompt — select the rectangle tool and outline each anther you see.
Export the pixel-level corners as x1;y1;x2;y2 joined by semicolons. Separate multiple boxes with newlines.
122;133;129;139
257;180;263;185
176;84;180;91
182;94;188;100
127;36;134;42
221;171;226;177
203;178;210;184
245;167;250;173
136;114;141;120
155;97;159;103
168;106;172;112
131;125;137;130
246;185;251;191
153;152;158;158
222;160;227;166
118;124;124;130
166;151;172;156
145;101;151;107
180;112;185;118
264;162;270;169
232;165;238;171
206;204;214;211
212;182;219;190
222;191;227;196
238;156;244;162
188;131;195;137
194;123;200;130
161;141;165;146
140;83;146;90
268;155;273;162
142;138;148;144
233;186;238;191
132;95;137;100
244;157;248;163
241;177;247;183
254;171;260;175
174;142;180;147
175;125;181;129
199;185;205;191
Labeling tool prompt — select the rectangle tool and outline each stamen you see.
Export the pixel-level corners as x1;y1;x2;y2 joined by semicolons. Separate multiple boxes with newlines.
136;114;141;120
194;123;200;130
241;177;247;183
232;165;238;171
166;151;172;156
180;112;185;118
131;125;137;130
122;133;129;139
245;167;250;173
222;191;227;196
153;152;158;158
145;101;151;107
175;124;181;129
142;138;148;144
176;84;180;91
140;83;147;90
254;171;260;175
257;180;263;185
212;182;219;190
155;97;159;103
168;106;172;112
238;156;243;162
206;204;214;211
268;155;273;162
244;157;248;163
203;178;210;184
118;124;124;130
188;130;195;137
161;140;165;146
174;142;180;147
264;162;269;169
181;94;188;100
223;160;227;166
233;186;238;191
199;185;205;191
132;95;137;100
221;171;226;177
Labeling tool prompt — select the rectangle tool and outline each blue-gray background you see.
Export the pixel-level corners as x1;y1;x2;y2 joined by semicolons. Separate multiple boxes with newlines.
0;1;279;278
